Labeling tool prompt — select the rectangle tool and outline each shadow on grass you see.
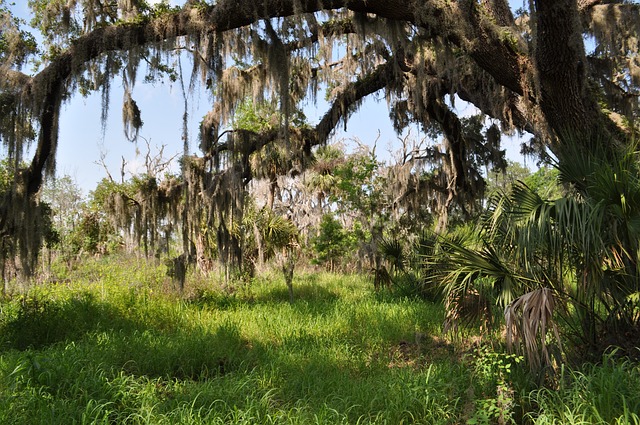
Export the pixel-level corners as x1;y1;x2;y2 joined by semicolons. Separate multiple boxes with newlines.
0;289;252;368
0;285;468;424
187;280;342;314
0;292;144;351
98;320;254;381
2;310;254;384
216;331;464;423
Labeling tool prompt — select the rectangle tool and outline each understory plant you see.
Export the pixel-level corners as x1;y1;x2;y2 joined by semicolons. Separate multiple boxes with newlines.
428;137;640;374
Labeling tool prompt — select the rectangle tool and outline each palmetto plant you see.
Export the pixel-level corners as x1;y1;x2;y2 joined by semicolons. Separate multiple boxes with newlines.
243;202;298;269
379;237;405;274
371;237;405;291
431;138;640;371
554;141;640;351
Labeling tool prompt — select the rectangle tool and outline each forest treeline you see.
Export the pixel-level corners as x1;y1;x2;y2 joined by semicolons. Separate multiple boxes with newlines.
2;131;549;282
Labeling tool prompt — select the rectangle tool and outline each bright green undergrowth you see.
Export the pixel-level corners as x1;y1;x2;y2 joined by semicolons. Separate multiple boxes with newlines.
526;356;640;425
0;256;639;424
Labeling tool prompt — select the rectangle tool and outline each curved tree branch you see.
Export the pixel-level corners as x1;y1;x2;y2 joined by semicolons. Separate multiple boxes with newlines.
0;0;626;198
317;60;396;142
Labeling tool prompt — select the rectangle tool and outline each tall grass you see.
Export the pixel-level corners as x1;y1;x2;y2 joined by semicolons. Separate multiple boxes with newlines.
0;257;464;424
1;256;639;424
527;353;640;425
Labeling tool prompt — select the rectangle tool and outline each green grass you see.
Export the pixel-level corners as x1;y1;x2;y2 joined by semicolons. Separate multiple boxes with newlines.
1;256;639;424
526;354;640;425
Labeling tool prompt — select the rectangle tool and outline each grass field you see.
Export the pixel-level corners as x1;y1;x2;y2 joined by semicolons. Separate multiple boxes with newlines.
1;256;639;424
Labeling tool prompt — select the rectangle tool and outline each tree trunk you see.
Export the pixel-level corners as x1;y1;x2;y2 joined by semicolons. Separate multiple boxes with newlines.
532;0;617;146
282;247;296;303
253;222;264;268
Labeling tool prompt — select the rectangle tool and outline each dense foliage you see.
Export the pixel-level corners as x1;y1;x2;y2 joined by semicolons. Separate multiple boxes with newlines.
3;0;639;279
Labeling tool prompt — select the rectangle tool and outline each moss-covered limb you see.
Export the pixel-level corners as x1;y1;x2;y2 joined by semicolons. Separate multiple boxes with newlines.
333;0;528;99
584;3;640;125
456;81;534;135
282;18;358;53
459;4;524;97
204;129;277;160
396;43;535;137
0;1;534;198
8;2;519;123
24;79;64;196
316;60;396;142
481;0;516;27
578;0;603;11
0;70;31;90
426;98;469;195
407;82;486;227
202;60;395;163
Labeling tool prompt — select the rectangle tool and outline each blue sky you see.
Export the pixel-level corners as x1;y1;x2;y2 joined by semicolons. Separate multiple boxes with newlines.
13;1;530;195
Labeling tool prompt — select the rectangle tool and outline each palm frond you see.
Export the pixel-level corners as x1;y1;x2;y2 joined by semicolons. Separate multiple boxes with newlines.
437;235;534;308
509;180;546;221
415;230;438;258
483;190;517;247
505;287;563;373
443;287;492;335
379;237;405;272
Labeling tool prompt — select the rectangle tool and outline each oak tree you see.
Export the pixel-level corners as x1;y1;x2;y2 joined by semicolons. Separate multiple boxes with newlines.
1;0;638;276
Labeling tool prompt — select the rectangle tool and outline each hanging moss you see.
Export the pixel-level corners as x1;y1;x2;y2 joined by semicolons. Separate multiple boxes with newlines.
122;89;143;142
1;0;638;282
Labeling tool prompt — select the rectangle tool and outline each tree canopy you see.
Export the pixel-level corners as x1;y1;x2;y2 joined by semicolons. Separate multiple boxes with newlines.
1;0;639;276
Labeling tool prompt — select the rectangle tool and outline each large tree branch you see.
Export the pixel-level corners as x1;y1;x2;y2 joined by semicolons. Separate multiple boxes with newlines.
206;60;397;163
25;79;63;195
317;61;396;142
1;0;623;198
13;0;522;100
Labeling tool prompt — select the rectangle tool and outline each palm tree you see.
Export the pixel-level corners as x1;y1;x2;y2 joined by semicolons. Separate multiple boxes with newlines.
431;137;640;371
305;144;345;215
242;200;298;277
250;143;289;210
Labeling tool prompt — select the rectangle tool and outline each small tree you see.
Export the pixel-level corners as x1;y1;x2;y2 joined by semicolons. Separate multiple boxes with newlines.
40;174;84;264
242;199;299;300
524;166;562;199
281;239;299;303
311;214;351;272
67;211;113;257
485;160;531;200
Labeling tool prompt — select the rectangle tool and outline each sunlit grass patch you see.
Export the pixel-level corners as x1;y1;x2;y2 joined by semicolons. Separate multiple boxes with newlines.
1;256;639;424
1;259;463;423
